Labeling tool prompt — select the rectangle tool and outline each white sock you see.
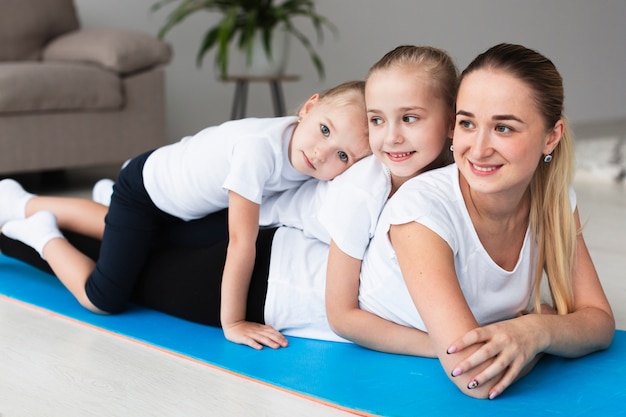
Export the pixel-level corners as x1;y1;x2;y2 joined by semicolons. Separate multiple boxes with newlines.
2;211;64;260
0;179;34;227
92;178;115;206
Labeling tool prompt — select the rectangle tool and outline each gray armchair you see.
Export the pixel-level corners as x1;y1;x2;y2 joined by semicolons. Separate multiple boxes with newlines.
0;0;172;175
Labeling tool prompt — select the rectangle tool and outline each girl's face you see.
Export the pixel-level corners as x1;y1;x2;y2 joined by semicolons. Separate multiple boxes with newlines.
289;94;369;181
366;67;452;189
453;69;562;197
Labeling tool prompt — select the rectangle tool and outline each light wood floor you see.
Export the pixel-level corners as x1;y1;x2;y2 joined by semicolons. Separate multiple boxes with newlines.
0;164;624;417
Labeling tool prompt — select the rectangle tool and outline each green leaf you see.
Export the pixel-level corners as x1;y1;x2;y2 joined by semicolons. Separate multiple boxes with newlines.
150;0;336;79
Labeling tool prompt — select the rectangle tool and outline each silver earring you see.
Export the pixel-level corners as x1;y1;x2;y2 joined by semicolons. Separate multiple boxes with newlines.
449;144;454;152
543;154;553;163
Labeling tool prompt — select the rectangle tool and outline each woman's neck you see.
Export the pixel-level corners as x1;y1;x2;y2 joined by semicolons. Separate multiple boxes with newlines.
459;173;531;271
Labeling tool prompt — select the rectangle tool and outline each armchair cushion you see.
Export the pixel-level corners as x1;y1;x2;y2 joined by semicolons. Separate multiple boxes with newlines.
0;62;123;113
0;0;79;62
43;29;172;74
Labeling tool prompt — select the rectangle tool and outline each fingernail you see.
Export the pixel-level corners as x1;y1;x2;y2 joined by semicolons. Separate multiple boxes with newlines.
467;379;479;389
489;390;498;400
446;346;457;354
451;367;463;377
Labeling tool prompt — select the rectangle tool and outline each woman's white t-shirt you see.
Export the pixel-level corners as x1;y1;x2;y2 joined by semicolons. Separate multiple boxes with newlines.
143;116;307;221
359;163;577;331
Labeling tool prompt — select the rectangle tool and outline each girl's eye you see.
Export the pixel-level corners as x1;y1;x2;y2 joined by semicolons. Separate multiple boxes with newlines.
337;150;349;162
495;125;512;133
320;124;330;137
403;115;418;123
369;117;383;126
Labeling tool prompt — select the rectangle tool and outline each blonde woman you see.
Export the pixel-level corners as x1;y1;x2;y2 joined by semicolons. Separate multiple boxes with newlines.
367;43;614;399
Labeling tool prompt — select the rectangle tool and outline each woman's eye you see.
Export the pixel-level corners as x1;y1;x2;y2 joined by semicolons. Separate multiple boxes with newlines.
338;150;349;162
370;117;383;126
403;115;418;123
495;125;512;133
320;124;330;137
458;120;473;129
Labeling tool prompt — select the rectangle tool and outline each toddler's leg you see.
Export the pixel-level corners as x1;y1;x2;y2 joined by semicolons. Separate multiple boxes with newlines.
0;179;34;227
2;211;105;313
2;211;62;259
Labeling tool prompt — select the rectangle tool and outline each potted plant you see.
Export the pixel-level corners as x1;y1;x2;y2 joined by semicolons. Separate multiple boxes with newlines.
151;0;337;80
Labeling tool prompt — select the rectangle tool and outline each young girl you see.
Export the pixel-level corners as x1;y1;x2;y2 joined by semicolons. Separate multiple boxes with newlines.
321;45;458;353
365;43;614;398
0;80;370;350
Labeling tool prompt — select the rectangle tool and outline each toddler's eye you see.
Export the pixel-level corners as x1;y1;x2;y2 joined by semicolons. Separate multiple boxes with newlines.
370;117;383;126
338;151;349;162
320;124;330;137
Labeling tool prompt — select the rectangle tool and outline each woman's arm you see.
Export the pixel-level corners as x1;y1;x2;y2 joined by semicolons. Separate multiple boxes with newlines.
220;191;288;350
325;240;435;357
389;221;501;399
447;209;615;398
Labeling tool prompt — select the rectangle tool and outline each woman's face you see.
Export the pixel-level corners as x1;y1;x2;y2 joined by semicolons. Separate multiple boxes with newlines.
453;68;561;197
366;66;452;189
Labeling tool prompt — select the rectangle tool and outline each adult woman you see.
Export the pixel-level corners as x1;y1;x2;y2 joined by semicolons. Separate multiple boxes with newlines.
362;43;614;399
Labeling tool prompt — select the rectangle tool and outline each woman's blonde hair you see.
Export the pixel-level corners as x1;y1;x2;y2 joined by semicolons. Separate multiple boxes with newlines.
366;45;459;168
461;43;577;314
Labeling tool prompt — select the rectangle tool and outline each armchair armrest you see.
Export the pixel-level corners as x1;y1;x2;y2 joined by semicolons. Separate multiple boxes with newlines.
42;29;172;74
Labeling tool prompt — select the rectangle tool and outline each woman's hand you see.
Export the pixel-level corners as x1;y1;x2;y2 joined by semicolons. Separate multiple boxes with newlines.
223;320;288;350
446;315;548;399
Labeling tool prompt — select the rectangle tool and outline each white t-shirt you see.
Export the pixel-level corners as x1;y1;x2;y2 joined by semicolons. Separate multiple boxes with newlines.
263;155;391;341
359;163;577;331
319;155;391;259
143;117;307;221
258;178;330;242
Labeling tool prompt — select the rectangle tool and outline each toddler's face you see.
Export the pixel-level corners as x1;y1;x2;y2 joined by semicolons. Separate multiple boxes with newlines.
289;95;369;181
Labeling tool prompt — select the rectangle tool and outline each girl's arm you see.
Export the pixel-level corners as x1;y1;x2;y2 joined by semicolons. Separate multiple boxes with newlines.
220;191;288;350
389;221;500;399
325;240;435;357
446;209;615;398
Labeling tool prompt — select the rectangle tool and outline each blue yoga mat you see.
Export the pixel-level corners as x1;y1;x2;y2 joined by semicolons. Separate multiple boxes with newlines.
0;253;624;416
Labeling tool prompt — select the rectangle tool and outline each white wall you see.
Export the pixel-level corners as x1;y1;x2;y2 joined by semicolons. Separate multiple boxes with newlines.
75;0;626;143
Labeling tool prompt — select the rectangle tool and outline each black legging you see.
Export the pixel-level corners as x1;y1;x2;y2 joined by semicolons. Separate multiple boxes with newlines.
0;227;277;327
85;151;231;314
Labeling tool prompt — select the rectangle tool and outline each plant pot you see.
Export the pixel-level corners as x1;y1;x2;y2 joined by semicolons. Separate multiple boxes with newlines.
232;28;290;77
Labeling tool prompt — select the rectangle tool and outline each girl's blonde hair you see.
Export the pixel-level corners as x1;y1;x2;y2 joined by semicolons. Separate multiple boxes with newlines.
366;45;459;168
461;43;577;314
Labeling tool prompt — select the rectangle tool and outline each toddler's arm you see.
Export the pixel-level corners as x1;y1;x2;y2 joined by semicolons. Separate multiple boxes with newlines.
220;191;288;350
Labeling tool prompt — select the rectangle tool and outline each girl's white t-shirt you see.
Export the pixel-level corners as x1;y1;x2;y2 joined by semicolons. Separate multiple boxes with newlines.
263;155;392;342
318;155;391;260
142;116;307;221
